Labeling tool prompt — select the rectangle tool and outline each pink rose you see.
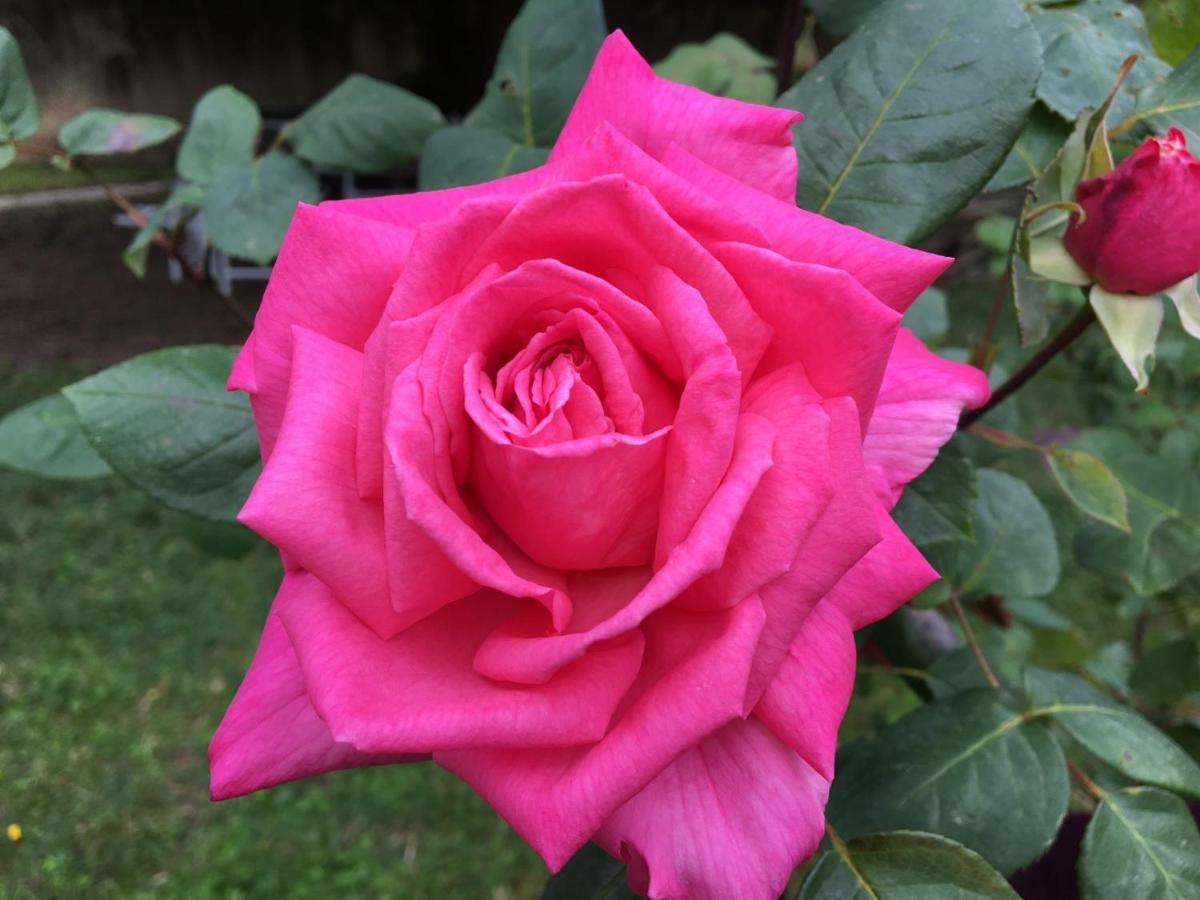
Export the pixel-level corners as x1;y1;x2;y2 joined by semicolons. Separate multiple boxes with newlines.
210;32;988;900
1065;126;1200;296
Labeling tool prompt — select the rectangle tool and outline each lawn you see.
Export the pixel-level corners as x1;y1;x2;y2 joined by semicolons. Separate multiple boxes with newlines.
0;367;544;899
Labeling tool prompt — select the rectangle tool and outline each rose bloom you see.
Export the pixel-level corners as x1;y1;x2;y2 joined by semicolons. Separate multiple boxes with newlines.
210;32;987;899
1065;126;1200;296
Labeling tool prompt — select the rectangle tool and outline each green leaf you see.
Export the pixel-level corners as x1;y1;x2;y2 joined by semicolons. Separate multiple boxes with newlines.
903;287;949;343
62;345;260;521
807;0;887;37
1030;0;1170;123
779;0;1040;244
540;843;636;899
176;85;260;186
1047;447;1131;531
827;689;1069;874
122;183;204;278
0;140;14;170
418;125;549;190
286;75;444;173
202;151;320;265
892;441;977;546
1144;0;1200;67
1128;46;1200;145
0;27;37;143
928;623;1034;696
57;109;180;156
1130;637;1200;707
798;831;1019;899
1024;668;1200;797
1080;787;1200;900
1007;597;1073;631
653;33;775;104
986;104;1073;192
465;0;605;147
0;394;112;480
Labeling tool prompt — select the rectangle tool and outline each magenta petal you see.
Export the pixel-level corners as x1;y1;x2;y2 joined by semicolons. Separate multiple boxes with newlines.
276;572;644;753
237;327;402;639
552;32;802;201
754;601;857;781
438;594;767;870
595;719;830;900
662;144;952;312
864;328;990;506
209;578;417;801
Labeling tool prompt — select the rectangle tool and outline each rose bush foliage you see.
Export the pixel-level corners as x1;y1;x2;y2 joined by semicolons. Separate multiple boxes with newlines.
207;33;987;899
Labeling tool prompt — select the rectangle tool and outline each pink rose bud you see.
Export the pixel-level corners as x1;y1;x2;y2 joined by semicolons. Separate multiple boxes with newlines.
1064;127;1200;296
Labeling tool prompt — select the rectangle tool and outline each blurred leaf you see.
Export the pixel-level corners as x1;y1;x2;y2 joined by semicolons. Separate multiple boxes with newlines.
1047;447;1131;531
903;287;949;343
798;831;1019;899
176;85;260;186
465;0;605;147
0;140;14;169
892;441;977;546
1085;641;1135;696
780;0;1040;244
827;689;1069;874
929;622;1034;695
653;33;775;104
0;27;38;142
203;151;320;265
807;0;887;37
418;125;549;190
1080;786;1200;900
286;75;444;173
1030;0;1169;123
1024;668;1200;797
541;843;636;899
1007;597;1073;631
122;183;204;278
1127;45;1200;144
1130;637;1200;707
58;109;180;156
62;345;259;522
0;394;112;480
1144;0;1200;66
986;104;1073;192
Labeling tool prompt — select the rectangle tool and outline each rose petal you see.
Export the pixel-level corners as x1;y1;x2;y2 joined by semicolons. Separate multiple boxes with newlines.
552;31;803;201
594;719;829;900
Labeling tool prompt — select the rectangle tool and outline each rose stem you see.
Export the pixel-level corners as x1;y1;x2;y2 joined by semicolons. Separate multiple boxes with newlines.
947;592;1001;690
959;302;1096;429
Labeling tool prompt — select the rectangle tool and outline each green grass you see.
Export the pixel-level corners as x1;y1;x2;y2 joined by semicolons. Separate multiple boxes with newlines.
0;368;543;899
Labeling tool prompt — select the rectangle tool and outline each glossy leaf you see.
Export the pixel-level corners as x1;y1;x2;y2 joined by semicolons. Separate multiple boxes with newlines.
202;151;320;265
57;109;180;156
1024;668;1200;797
418;125;549;190
1128;46;1200;144
798;831;1019;899
1047;447;1131;531
1144;0;1200;66
62;345;260;521
286;75;444;173
0;394;111;480
1030;0;1169;123
827;689;1069;874
541;842;637;899
986;104;1073;192
0;27;37;142
653;33;775;104
1080;787;1200;900
465;0;605;147
780;0;1040;244
176;85;260;186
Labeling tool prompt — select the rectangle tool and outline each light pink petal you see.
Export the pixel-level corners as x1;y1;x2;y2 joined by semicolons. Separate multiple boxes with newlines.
438;593;767;870
277;572;644;753
552;31;802;201
237;327;402;638
825;507;938;630
209;578;416;801
714;241;902;428
244;204;413;457
753;601;857;782
864;328;990;506
662;144;952;313
595;719;829;900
